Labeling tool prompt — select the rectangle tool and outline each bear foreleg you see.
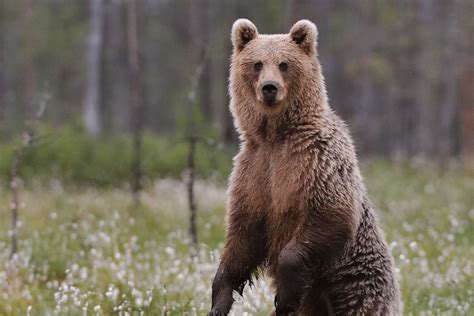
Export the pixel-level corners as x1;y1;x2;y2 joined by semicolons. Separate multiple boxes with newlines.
274;206;357;315
209;216;267;315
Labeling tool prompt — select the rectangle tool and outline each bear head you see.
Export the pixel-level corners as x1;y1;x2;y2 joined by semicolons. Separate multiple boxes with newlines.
230;19;321;114
229;19;327;140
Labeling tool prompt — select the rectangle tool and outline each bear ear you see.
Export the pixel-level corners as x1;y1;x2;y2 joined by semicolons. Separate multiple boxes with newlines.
231;19;258;52
289;20;318;55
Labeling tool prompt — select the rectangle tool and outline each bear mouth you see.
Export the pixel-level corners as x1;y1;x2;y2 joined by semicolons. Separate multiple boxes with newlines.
264;100;277;107
263;95;281;107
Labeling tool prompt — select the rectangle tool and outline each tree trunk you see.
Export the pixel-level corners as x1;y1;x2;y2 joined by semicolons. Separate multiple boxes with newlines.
185;55;206;250
126;0;144;205
84;0;104;135
437;1;462;159
24;0;36;119
413;0;435;157
10;102;45;258
352;0;375;155
220;0;238;145
187;135;198;248
10;148;20;258
460;0;474;158
102;0;130;132
190;0;212;120
285;0;296;28
0;10;5;122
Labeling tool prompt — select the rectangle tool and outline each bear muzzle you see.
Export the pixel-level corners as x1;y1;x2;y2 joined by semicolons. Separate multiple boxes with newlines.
261;80;279;106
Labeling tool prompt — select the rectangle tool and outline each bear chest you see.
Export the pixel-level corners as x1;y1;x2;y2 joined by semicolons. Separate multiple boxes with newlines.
237;142;312;220
265;145;315;276
268;145;309;213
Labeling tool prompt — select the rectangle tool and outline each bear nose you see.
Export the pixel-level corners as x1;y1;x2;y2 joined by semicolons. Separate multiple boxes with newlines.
262;81;278;104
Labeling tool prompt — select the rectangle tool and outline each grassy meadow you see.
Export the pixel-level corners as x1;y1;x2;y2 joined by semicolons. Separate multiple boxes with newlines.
0;161;473;315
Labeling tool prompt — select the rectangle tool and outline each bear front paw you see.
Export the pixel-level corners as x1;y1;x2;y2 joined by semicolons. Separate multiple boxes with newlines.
208;309;227;316
275;306;297;316
275;295;298;316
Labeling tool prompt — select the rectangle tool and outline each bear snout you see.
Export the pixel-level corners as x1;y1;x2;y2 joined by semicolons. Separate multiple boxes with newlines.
261;81;279;106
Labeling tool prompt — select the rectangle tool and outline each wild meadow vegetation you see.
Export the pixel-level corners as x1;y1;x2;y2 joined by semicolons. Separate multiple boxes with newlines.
0;158;472;315
1;0;472;315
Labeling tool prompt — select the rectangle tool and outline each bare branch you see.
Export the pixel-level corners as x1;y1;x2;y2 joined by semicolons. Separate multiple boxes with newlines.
10;101;47;259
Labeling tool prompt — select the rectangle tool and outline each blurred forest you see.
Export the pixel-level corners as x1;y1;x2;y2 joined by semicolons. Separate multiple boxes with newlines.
0;0;473;161
1;2;473;314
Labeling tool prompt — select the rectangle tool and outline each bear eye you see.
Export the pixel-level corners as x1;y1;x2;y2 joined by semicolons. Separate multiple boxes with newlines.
279;62;288;72
253;62;263;72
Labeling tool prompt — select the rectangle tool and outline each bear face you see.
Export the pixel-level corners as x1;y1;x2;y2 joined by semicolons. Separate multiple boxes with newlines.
230;19;319;116
229;20;329;143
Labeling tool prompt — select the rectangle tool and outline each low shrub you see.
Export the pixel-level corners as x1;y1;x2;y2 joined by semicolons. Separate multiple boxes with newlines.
0;124;234;186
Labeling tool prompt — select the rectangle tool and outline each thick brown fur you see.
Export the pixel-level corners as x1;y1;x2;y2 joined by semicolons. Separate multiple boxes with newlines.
209;19;402;316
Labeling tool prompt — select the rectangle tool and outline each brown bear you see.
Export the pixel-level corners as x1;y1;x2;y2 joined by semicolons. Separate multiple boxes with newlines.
209;19;402;316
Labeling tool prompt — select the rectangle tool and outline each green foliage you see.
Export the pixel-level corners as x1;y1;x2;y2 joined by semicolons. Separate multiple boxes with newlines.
0;124;234;186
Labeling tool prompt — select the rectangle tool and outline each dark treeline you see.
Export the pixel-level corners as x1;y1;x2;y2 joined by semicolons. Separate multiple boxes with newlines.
0;0;473;158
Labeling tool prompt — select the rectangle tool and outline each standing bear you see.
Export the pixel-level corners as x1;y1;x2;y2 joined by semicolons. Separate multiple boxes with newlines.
209;19;402;316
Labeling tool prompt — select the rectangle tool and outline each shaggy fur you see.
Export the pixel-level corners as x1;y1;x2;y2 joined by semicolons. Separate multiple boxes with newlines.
209;19;402;316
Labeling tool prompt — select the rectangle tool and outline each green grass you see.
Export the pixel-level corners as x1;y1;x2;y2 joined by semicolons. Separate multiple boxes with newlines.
0;161;473;315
